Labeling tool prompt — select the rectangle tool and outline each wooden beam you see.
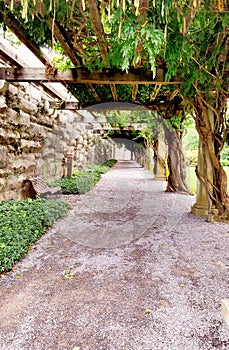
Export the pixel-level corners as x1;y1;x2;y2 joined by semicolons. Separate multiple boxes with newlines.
34;0;82;66
182;0;200;34
0;41;23;68
139;0;149;16
0;67;182;84
132;84;138;102
57;101;79;110
0;9;47;66
0;40;69;100
86;83;101;102
50;21;82;66
110;84;118;101
87;0;108;67
150;84;161;101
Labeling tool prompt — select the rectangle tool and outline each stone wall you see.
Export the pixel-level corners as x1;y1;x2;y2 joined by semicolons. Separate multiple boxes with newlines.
0;82;112;201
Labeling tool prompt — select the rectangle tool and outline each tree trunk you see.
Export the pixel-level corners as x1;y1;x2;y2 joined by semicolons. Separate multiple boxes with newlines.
164;125;191;194
153;132;167;180
193;94;229;218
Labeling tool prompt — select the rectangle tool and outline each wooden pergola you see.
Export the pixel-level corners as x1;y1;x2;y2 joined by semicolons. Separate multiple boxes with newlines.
0;0;187;109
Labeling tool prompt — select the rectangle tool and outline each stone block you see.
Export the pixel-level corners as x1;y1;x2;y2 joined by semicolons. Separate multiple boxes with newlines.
26;123;46;139
59;110;75;124
9;84;19;95
19;111;30;127
29;84;42;102
4;109;20;125
0;95;7;112
21;139;42;153
0;178;6;192
19;97;38;114
0;127;20;143
0;146;8;168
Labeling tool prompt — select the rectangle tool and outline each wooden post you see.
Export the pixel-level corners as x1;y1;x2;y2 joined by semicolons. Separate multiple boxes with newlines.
61;157;66;178
66;153;73;178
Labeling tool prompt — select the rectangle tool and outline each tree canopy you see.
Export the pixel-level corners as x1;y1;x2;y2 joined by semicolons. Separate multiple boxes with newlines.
0;0;228;107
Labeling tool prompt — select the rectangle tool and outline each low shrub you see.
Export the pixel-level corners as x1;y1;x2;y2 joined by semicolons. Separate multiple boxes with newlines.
184;150;198;167
0;198;69;273
87;159;117;174
51;159;117;195
50;171;101;194
221;159;229;167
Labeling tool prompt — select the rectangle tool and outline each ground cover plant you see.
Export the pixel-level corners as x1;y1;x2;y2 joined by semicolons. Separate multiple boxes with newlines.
0;198;69;273
87;159;117;174
50;159;117;195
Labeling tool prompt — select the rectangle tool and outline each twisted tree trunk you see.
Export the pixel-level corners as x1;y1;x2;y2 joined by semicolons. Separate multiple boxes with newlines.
164;125;191;194
193;92;229;218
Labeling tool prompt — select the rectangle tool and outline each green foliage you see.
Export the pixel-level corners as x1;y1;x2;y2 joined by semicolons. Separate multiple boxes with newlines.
87;159;117;174
0;198;69;273
183;127;199;166
109;9;164;73
107;111;130;128
220;145;229;166
2;0;228;109
69;84;97;108
50;172;100;194
50;160;116;195
183;127;199;151
0;28;21;47
221;159;229;167
184;149;198;167
52;53;74;71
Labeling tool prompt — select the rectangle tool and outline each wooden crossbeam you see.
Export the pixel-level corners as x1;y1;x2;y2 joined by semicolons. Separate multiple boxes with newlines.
0;67;182;84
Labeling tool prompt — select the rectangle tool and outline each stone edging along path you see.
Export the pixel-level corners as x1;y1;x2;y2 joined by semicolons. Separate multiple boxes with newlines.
0;160;229;350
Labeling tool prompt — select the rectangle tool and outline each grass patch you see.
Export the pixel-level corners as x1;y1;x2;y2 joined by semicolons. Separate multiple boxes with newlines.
87;159;117;174
0;198;69;273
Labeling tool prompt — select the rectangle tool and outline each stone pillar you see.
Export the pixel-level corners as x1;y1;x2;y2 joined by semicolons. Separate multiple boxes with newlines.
154;132;167;181
191;109;217;216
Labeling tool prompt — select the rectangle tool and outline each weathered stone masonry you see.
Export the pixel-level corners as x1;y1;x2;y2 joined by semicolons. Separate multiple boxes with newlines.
0;82;113;201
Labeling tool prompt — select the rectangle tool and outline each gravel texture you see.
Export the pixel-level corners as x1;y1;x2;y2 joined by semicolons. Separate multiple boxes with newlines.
0;160;229;350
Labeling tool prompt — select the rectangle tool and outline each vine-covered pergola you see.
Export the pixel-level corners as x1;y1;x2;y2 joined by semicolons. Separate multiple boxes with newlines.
0;0;228;218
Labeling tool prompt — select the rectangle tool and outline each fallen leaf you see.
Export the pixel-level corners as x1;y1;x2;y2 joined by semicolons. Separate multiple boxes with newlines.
20;265;31;269
72;347;80;350
64;272;75;280
179;283;186;287
145;308;151;314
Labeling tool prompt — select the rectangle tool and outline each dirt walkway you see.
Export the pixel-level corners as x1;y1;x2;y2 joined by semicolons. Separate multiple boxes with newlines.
0;161;229;350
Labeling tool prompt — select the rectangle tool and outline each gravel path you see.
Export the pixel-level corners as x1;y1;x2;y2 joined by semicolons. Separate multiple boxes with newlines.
0;160;229;350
